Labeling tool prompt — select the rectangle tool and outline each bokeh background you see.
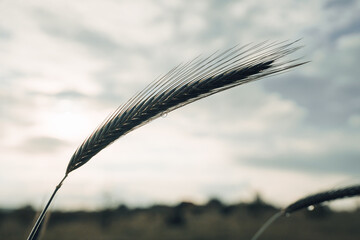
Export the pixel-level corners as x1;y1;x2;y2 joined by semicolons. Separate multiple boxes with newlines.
0;0;359;211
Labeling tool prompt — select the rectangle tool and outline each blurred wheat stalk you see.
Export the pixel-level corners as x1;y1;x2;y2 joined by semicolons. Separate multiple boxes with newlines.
251;184;360;240
27;40;306;240
284;184;360;214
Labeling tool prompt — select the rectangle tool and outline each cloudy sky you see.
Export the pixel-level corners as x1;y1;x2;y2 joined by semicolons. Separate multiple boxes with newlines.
1;0;359;210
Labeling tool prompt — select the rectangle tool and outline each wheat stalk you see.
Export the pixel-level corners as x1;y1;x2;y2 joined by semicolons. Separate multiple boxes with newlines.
27;40;306;239
251;184;360;240
284;184;360;214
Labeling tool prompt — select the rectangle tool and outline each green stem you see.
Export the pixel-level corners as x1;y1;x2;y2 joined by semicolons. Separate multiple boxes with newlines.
251;211;283;240
26;174;68;240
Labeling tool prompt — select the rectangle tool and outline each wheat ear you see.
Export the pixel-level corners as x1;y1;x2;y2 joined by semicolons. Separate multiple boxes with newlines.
27;40;306;240
66;40;306;173
284;184;360;214
251;184;360;240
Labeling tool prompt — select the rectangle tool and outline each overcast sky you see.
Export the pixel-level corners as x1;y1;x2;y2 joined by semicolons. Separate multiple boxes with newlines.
1;0;359;210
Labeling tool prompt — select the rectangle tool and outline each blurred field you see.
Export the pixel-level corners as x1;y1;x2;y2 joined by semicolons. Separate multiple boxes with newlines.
1;197;359;240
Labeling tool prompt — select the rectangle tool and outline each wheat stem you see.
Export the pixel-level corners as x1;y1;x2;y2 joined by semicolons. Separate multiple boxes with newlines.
27;175;67;240
251;211;282;240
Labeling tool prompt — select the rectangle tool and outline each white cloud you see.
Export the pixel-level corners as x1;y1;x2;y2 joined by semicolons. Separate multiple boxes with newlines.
227;0;324;40
348;114;360;128
61;0;175;47
179;12;207;35
337;33;360;50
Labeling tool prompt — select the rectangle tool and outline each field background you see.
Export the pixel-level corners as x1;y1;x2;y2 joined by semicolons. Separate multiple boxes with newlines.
2;197;360;240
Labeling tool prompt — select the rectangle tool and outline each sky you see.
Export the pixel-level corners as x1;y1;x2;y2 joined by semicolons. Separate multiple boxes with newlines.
0;0;359;211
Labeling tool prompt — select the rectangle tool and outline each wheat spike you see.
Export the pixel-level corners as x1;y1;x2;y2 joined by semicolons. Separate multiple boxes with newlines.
27;40;306;240
251;184;360;240
66;40;305;173
284;184;360;214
